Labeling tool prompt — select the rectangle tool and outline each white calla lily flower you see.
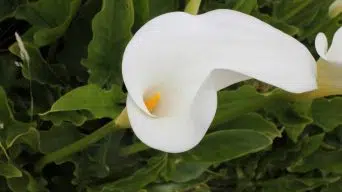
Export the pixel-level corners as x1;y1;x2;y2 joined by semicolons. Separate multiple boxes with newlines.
122;10;317;153
314;27;342;96
315;27;342;64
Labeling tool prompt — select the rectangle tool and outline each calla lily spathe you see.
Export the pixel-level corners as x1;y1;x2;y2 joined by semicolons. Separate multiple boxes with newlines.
122;9;317;153
314;27;342;96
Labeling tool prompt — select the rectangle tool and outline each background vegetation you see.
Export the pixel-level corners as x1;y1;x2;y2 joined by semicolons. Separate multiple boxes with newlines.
0;0;342;191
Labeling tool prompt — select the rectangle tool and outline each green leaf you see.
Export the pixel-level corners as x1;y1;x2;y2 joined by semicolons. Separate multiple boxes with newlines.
255;140;303;179
213;85;268;127
288;133;325;171
233;0;257;14
7;170;48;192
9;42;66;85
82;0;134;86
255;12;300;36
265;99;312;142
57;0;102;80
288;149;342;173
39;123;83;154
162;155;210;182
202;0;256;15
259;176;340;192
312;98;342;132
0;55;18;89
40;111;89;126
0;0;26;21
132;0;149;32
272;0;315;21
6;125;39;150
40;84;125;122
15;0;81;46
216;113;281;139
299;133;325;158
0;87;38;150
149;0;179;18
0;163;22;178
39;124;128;186
184;130;272;163
89;154;167;192
322;180;342;192
72;132;125;184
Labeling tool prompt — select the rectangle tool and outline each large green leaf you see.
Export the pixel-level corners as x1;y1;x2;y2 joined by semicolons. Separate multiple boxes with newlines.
213;85;268;127
40;84;125;122
88;154;167;192
82;0;134;86
15;0;81;46
57;0;102;80
312;98;342;132
215;113;281;139
184;130;272;163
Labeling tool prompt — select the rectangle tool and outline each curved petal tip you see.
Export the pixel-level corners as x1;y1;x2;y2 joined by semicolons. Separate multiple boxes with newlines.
315;32;329;61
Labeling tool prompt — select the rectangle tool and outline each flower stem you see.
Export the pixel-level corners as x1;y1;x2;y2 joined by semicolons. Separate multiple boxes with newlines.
120;142;150;156
35;120;127;172
185;0;201;15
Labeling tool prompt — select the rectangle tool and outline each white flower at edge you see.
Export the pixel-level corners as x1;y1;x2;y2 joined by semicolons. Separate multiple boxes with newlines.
314;27;342;94
122;10;317;153
329;0;342;18
315;27;342;65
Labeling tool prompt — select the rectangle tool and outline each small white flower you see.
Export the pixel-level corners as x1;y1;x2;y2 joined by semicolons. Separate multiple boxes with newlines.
122;10;317;153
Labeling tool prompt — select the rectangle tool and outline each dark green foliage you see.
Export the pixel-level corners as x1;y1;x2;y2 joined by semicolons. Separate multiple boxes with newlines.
0;0;341;191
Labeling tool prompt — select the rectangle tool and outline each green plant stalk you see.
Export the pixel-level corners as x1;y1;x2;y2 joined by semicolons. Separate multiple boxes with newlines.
185;0;201;15
35;119;127;172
